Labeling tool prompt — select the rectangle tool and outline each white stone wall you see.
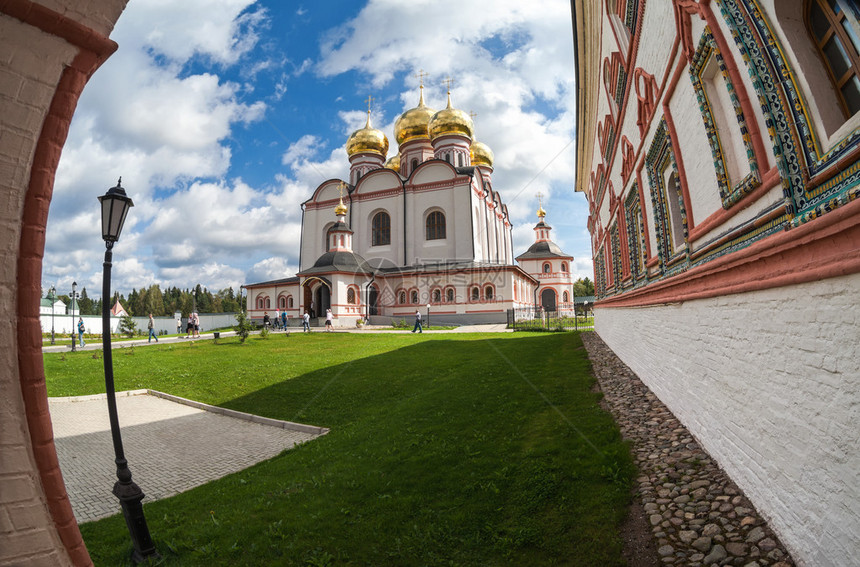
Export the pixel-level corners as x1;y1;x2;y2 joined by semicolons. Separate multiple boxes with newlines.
594;273;860;567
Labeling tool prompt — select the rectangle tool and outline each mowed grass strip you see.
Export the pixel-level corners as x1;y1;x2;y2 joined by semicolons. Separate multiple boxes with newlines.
45;332;634;566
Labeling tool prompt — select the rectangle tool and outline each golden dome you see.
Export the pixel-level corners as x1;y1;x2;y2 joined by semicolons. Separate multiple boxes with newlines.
384;154;401;172
470;139;494;168
429;91;474;140
335;198;348;216
346;111;389;157
537;205;547;218
394;87;436;145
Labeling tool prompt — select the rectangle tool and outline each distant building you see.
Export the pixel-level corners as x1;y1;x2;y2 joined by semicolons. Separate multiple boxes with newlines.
244;86;574;325
572;1;860;565
39;295;65;316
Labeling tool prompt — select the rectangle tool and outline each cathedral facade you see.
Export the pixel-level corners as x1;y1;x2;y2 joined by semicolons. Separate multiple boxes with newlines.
573;1;860;565
244;88;574;325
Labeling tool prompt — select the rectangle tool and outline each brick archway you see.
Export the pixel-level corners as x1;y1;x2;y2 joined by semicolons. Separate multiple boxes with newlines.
2;2;128;565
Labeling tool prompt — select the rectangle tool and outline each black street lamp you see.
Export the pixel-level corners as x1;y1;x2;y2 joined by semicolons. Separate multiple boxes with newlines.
47;285;56;345
98;178;158;562
426;303;431;330
70;281;78;352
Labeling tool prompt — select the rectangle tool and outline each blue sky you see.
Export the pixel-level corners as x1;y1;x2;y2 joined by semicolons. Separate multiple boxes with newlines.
43;0;589;298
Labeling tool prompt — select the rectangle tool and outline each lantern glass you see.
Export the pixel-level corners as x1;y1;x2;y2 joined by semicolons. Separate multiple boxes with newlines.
99;180;134;243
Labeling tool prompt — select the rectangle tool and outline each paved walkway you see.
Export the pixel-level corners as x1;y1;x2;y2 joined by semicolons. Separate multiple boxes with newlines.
50;390;326;523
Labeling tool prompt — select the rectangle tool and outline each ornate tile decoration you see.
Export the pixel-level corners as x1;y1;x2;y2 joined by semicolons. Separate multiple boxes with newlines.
715;0;860;218
610;221;623;289
595;247;607;299
645;119;689;273
689;26;761;209
624;184;648;281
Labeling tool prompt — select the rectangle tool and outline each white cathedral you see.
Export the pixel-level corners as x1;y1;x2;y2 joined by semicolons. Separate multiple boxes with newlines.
244;85;574;326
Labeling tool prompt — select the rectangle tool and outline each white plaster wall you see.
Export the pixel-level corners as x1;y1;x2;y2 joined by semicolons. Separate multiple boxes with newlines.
594;273;860;567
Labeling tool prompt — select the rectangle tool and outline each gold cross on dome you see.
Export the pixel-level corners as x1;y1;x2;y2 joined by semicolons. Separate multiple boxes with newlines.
537;191;544;208
338;181;347;198
443;76;454;93
414;69;428;88
365;95;374;114
468;111;477;120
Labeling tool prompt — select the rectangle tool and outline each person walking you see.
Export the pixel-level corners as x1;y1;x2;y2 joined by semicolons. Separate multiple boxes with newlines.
412;309;422;333
186;314;194;338
325;308;333;332
274;308;280;330
77;317;86;347
263;311;270;331
147;314;159;343
281;310;287;330
192;311;200;338
302;311;310;332
176;315;182;335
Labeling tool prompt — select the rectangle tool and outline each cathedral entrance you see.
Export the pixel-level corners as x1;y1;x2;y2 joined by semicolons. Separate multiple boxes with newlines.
368;285;379;316
540;288;557;312
314;285;331;316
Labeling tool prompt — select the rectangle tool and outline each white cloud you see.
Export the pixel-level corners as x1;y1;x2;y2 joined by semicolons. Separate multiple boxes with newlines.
282;134;321;165
248;256;298;283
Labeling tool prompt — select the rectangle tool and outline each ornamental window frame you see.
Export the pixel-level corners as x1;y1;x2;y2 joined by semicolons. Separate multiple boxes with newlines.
425;210;446;240
806;0;860;118
645;120;689;268
371;211;391;246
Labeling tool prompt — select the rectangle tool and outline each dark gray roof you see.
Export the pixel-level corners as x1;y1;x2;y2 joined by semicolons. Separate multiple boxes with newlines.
298;250;373;276
244;276;300;287
515;240;572;260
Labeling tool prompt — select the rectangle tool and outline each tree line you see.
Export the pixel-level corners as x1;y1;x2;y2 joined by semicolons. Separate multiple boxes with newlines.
52;284;244;317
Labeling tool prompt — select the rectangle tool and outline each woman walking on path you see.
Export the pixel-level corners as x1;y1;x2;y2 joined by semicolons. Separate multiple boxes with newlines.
147;314;159;343
302;311;310;332
325;309;333;332
77;317;86;347
412;310;422;333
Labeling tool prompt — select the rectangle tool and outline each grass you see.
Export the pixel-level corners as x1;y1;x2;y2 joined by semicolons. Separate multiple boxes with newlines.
45;332;634;566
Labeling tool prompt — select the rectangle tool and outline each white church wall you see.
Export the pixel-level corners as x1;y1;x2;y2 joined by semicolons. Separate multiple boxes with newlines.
594;273;860;567
411;161;457;185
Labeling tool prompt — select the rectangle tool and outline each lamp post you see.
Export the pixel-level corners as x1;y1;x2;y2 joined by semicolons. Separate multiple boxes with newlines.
48;286;56;345
98;178;158;562
426;303;431;330
70;281;77;352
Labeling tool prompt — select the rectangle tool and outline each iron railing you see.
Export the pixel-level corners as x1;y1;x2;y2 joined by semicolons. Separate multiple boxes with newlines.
506;307;594;332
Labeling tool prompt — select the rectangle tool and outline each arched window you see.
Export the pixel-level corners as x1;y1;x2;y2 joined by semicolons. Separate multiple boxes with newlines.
808;0;860;117
432;289;441;303
563;291;570;303
543;262;552;273
398;291;407;304
561;262;569;272
411;158;418;173
426;211;446;240
323;222;335;251
256;296;265;309
470;286;480;301
279;296;286;309
410;290;419;304
372;211;391;246
287;296;294;308
446;288;455;302
265;297;271;308
347;288;356;304
484;285;494;300
458;153;464;167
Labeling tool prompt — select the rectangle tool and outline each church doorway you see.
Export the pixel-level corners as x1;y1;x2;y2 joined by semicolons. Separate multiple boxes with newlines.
540;288;557;312
368;285;379;316
314;285;331;316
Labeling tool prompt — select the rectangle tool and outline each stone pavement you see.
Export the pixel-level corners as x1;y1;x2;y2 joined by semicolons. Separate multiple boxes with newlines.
582;333;795;567
49;390;326;523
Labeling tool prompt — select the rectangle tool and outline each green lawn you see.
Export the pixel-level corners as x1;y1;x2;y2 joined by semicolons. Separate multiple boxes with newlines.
45;332;633;566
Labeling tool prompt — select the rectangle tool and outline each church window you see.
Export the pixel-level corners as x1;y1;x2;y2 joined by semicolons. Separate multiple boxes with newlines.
279;296;286;309
807;0;860;117
426;211;446;240
411;158;418;173
265;297;271;308
484;285;494;300
410;289;419;304
563;291;570;303
398;290;406;304
372;211;391;246
446;287;455;302
432;289;441;303
543;262;552;273
287;296;294;308
445;153;451;163
561;262;568;272
347;288;356;304
458;153;464;167
470;286;480;301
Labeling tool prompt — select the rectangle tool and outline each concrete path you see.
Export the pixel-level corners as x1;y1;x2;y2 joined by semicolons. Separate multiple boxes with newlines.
49;390;325;523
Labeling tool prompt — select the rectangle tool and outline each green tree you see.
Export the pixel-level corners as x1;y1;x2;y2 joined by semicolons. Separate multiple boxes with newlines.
574;277;595;298
233;310;253;343
144;284;165;316
118;315;137;338
78;287;94;315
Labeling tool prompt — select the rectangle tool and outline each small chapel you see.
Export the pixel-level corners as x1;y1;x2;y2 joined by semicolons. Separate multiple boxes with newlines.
243;84;574;326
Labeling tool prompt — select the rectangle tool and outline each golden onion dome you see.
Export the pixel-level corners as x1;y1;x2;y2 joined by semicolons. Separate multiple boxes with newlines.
394;87;436;145
346;111;389;158
537;205;547;218
384;154;401;172
470;139;494;168
334;198;348;216
429;91;474;141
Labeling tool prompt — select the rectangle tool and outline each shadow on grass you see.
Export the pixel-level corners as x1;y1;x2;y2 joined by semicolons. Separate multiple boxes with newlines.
79;333;635;567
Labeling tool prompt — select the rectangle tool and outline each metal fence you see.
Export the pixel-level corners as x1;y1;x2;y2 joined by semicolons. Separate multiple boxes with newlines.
506;307;594;332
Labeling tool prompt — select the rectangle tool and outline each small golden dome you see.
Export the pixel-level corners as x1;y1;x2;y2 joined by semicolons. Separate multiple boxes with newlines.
394;87;436;145
335;198;348;216
470;139;494;168
537;205;547;218
346;111;389;157
429;91;473;141
384;154;401;172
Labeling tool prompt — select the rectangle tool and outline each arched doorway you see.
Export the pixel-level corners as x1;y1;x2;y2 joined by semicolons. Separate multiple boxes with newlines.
540;288;557;312
368;284;379;316
314;285;330;315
